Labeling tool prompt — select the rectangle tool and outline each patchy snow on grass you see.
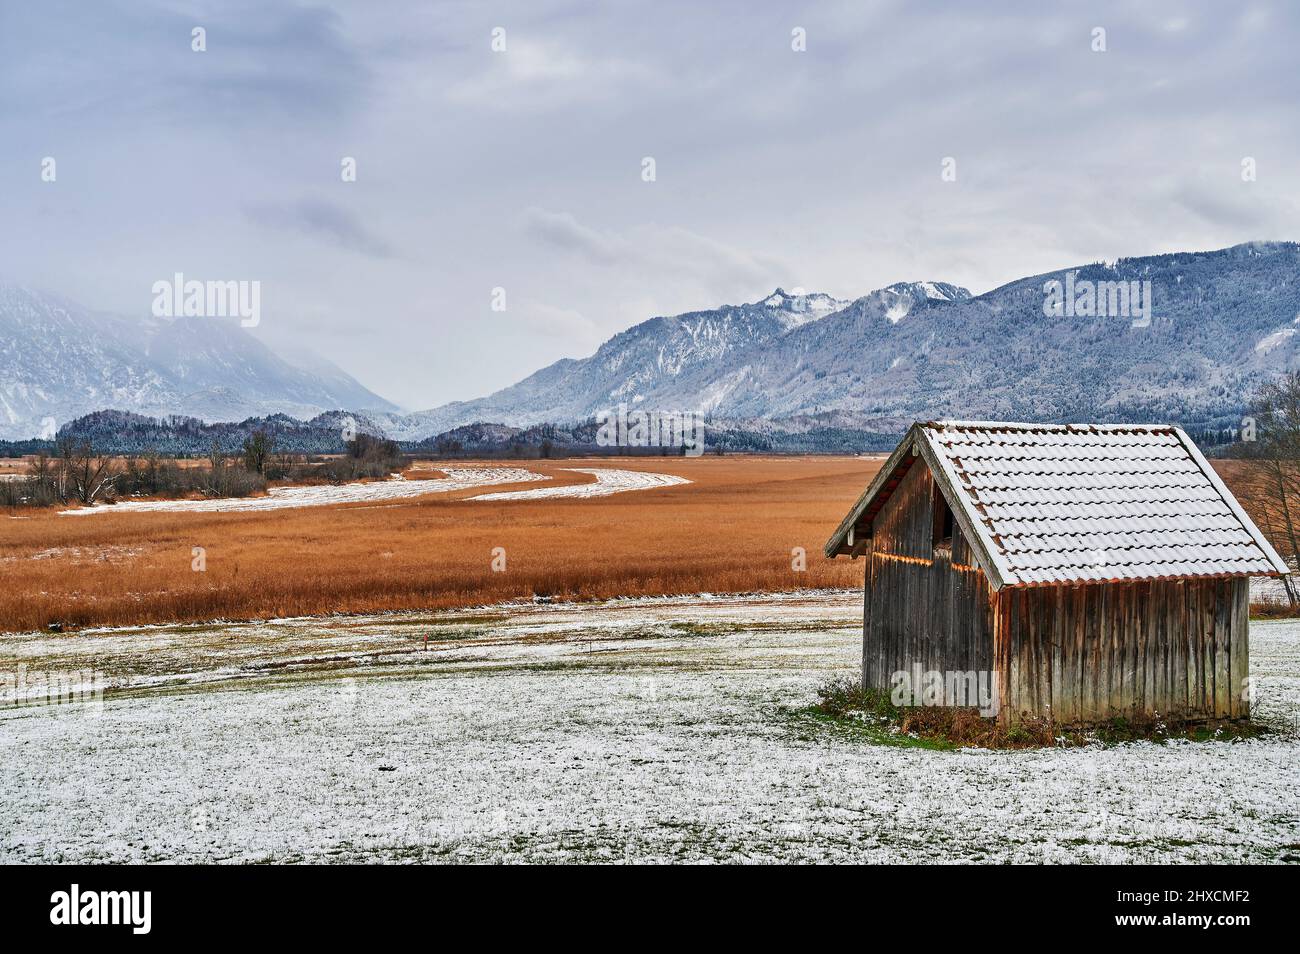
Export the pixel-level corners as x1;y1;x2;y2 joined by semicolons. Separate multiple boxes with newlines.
469;468;690;501
58;468;546;516
1;592;1297;863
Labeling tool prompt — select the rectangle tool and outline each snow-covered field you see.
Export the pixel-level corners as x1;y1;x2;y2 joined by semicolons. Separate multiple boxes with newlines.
2;592;1297;863
470;468;691;501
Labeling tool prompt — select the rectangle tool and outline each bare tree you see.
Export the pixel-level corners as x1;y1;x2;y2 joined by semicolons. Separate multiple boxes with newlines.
59;439;118;505
242;429;274;475
30;451;61;502
1242;372;1300;603
206;440;228;497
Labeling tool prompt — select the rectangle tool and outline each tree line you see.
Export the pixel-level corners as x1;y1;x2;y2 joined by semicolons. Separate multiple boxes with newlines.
1;431;404;509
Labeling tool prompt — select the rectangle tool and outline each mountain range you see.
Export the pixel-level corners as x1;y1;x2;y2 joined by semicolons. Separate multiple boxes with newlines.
4;242;1299;444
380;242;1300;440
0;286;396;440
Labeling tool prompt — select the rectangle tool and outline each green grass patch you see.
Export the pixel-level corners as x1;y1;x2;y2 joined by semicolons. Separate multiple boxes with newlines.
782;704;959;750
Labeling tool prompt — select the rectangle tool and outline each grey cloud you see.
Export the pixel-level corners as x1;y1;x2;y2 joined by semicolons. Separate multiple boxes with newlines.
1169;182;1287;231
247;199;396;259
0;0;369;129
520;208;624;265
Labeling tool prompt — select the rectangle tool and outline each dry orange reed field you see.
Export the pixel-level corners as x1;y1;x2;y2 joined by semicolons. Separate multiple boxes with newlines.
0;457;880;633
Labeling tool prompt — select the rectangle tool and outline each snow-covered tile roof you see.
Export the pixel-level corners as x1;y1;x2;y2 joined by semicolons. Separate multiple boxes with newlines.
826;420;1289;589
922;421;1288;587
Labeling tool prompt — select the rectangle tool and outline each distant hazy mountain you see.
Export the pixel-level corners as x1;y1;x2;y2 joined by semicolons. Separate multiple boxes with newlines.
369;287;857;438
10;241;1300;446
383;242;1300;440
0;286;398;439
375;283;967;439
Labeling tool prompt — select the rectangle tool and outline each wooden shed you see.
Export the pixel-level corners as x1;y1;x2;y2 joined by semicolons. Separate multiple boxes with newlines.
825;421;1288;725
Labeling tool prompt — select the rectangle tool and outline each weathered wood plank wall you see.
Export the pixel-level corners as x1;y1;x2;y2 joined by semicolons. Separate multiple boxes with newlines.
860;457;1252;726
863;461;994;691
997;576;1250;724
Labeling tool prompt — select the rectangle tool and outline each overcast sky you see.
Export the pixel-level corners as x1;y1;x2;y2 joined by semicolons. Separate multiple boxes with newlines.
1;1;1296;410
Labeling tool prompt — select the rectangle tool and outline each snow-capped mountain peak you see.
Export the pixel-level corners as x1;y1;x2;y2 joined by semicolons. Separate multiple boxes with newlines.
761;287;850;321
875;281;973;323
918;281;969;302
378;243;1300;441
377;279;964;437
0;285;399;439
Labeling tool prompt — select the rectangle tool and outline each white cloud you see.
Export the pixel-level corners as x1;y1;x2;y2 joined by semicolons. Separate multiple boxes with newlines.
446;37;657;109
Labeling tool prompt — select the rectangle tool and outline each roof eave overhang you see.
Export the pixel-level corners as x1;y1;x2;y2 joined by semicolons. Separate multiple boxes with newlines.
998;570;1277;588
823;424;923;559
912;427;1011;591
824;423;1010;590
1171;427;1292;576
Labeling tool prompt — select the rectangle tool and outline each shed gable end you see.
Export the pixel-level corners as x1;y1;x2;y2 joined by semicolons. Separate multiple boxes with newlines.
828;420;1288;590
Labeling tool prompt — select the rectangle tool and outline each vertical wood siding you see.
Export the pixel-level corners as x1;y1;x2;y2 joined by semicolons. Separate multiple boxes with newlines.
860;459;1252;725
998;576;1250;724
863;461;995;691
